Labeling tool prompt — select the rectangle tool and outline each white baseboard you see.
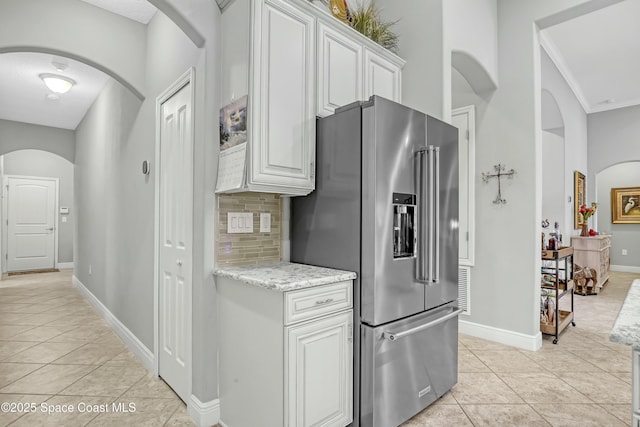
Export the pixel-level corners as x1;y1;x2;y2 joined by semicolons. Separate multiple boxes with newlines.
72;275;156;372
57;262;74;270
611;265;640;273
188;395;220;427
459;319;542;351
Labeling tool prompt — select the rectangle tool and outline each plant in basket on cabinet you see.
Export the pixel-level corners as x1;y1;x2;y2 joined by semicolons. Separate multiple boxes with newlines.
579;202;598;236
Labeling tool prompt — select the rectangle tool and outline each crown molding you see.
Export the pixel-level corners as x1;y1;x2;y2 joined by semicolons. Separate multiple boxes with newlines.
539;32;591;113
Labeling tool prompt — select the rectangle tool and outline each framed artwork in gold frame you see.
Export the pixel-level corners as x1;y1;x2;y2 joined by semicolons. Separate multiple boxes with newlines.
611;186;640;224
574;171;586;229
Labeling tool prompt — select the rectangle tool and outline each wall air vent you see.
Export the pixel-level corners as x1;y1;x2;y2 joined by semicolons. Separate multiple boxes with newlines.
458;266;471;315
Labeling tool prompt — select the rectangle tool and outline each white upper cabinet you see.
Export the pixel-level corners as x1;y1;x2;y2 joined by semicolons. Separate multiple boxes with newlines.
317;17;404;117
363;47;402;103
249;0;316;194
218;0;404;194
317;22;363;117
220;0;316;196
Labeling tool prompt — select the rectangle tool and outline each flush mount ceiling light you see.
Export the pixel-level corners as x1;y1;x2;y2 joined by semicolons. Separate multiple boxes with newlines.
39;73;76;94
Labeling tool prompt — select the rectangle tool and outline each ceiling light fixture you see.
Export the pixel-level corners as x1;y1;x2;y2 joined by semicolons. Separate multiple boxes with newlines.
39;74;76;94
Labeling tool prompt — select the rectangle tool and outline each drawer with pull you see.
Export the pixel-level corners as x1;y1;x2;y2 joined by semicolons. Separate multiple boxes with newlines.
284;280;352;325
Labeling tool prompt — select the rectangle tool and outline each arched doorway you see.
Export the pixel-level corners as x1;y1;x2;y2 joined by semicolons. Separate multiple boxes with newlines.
1;149;74;273
596;161;640;273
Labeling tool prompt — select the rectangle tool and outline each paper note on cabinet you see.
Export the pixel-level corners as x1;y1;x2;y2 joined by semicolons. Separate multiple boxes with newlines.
216;142;246;193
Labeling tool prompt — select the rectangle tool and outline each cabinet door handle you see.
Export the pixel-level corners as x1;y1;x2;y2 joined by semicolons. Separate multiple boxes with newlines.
314;298;334;306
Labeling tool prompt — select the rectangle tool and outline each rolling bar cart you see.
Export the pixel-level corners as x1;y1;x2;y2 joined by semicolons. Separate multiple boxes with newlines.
541;247;576;344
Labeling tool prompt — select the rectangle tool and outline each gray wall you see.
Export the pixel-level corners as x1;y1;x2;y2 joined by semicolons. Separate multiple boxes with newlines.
3;149;74;264
0;119;75;162
596;162;640;268
75;78;145;335
6;0;220;407
589;105;640;269
540;47;588;237
588;104;640;201
449;0;589;343
74;7;219;403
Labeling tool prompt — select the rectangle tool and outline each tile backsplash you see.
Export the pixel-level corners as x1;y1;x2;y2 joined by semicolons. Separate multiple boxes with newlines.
216;192;281;267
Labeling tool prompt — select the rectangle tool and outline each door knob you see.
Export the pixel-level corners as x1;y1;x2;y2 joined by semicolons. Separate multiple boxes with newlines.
46;227;54;231
176;259;183;266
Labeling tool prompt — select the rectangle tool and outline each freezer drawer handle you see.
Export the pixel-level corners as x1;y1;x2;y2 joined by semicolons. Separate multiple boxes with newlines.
314;298;334;306
383;308;464;341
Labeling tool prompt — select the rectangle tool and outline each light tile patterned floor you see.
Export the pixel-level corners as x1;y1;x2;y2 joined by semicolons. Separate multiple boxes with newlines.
0;270;636;426
0;270;192;427
403;271;640;427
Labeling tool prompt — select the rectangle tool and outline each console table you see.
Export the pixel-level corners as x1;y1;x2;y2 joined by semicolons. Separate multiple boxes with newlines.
571;235;611;293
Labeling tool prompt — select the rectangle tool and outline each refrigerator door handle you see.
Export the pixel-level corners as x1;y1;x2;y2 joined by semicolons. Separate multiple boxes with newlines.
383;307;464;341
433;147;440;284
415;147;429;283
427;146;435;283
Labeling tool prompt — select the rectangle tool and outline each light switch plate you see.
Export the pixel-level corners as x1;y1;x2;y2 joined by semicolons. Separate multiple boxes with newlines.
260;213;271;232
228;212;253;233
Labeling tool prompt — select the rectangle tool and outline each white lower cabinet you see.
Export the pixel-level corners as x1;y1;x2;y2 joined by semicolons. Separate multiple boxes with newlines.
286;310;353;427
218;277;353;427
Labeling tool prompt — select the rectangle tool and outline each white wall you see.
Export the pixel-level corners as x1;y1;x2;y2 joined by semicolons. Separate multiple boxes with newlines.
446;0;498;92
0;0;147;99
542;131;565;239
540;48;588;236
0;119;75;162
3;149;74;264
376;0;446;118
596;162;640;268
449;0;589;348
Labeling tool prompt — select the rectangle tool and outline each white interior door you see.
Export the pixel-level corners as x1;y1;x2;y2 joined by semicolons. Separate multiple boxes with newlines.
158;78;193;403
451;106;475;267
6;176;57;272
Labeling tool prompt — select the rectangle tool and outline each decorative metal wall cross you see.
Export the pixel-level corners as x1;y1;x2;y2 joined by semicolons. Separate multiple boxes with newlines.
482;163;516;204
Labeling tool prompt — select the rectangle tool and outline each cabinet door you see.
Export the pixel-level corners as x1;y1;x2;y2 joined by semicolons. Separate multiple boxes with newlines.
363;48;401;102
286;310;353;427
250;0;316;195
317;22;363;117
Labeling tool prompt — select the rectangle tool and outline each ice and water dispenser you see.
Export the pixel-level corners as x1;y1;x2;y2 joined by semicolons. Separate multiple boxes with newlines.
393;193;417;259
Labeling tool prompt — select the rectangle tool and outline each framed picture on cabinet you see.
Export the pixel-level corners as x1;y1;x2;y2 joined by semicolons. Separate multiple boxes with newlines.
611;186;640;224
574;171;586;229
219;95;248;151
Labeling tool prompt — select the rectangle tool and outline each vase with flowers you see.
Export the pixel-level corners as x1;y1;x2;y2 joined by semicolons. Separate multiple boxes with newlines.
579;202;597;236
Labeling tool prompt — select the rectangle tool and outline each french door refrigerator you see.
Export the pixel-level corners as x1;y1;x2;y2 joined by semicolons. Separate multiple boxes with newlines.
292;96;461;427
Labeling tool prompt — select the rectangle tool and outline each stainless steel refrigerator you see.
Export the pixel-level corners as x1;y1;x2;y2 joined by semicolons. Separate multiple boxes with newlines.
292;96;461;427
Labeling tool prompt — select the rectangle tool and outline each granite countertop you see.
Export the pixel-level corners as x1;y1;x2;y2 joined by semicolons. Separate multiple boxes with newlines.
609;279;640;348
213;261;357;292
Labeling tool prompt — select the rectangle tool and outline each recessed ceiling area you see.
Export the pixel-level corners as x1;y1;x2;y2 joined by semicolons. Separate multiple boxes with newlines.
0;52;110;130
77;0;157;24
541;0;640;113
